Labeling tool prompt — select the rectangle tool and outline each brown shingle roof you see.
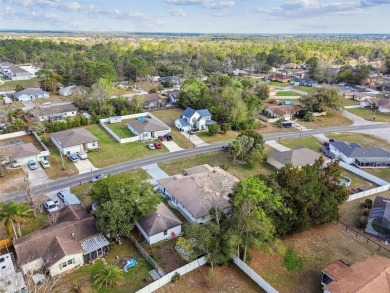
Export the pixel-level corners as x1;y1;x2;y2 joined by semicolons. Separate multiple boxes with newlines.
1;143;40;160
127;118;169;133
378;98;390;109
266;105;302;117
141;93;162;102
13;205;99;267
51;128;98;148
157;165;239;219
268;146;324;168
137;203;182;237
323;255;390;293
43;236;83;268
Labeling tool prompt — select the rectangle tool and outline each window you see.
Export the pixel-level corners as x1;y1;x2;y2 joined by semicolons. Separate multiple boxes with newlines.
67;259;73;265
60;258;75;270
164;230;167;235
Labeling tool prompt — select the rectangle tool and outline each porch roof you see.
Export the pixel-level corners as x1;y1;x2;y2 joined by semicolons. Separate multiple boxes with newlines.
81;234;110;255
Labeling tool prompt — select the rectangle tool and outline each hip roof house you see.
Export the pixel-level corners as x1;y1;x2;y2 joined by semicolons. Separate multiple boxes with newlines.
267;146;327;169
13;88;49;102
127;117;171;140
51;128;100;155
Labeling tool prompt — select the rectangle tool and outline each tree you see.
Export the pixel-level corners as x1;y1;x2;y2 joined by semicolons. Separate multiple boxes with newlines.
208;123;220;135
237;135;254;163
36;69;63;93
254;84;270;100
306;56;320;80
220;122;231;133
94;264;124;289
302;86;342;112
0;201;33;238
303;111;314;121
384;57;390;74
14;84;24;92
90;174;161;238
229;140;242;163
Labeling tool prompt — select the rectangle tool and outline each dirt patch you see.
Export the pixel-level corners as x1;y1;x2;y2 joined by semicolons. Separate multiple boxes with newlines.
0;167;26;196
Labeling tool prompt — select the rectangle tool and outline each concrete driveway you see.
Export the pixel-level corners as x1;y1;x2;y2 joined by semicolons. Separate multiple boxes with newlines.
74;159;99;174
141;163;169;187
265;140;291;151
179;131;208;147
161;140;183;152
22;164;52;188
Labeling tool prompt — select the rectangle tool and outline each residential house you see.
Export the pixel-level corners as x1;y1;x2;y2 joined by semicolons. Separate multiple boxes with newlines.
232;69;248;76
13;205;109;277
359;96;379;108
14;88;49;102
158;76;181;85
321;255;390;293
174;107;216;132
267;146;328;169
2;64;31;81
263;104;302;121
59;85;76;97
157;164;239;223
379;82;390;91
1;143;42;166
328;140;390;168
0;253;27;293
51;128;100;155
268;74;292;83
127;117;171;140
136;203;182;245
365;196;390;240
300;78;316;87
378;98;390;113
35;103;78;122
141;93;164;109
349;92;377;102
167;90;181;103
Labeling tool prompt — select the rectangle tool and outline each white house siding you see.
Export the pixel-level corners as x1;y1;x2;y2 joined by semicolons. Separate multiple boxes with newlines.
266;157;284;170
329;145;355;164
39;111;77;122
378;106;390;113
86;142;99;151
48;253;84;277
15;93;48;101
17;154;41;165
21;258;44;274
175;120;191;132
148;225;182;245
153;129;170;138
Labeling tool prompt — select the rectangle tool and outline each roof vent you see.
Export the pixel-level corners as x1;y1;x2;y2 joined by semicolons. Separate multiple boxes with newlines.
71;233;75;237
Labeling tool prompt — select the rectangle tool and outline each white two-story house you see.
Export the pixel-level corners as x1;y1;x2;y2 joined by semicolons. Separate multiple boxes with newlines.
174;107;216;132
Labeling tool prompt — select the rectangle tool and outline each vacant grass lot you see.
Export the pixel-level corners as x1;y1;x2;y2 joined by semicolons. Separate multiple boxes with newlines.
250;223;389;293
85;124;169;168
152;109;194;149
0;101;24;111
297;110;353;129
279;136;323;151
347;108;390;122
292;86;316;93
196;130;240;143
275;91;300;96
341;98;361;106
106;120;135;139
269;81;290;87
33;94;72;105
159;151;275;180
328;132;390;150
55;238;153;293
0;78;39;91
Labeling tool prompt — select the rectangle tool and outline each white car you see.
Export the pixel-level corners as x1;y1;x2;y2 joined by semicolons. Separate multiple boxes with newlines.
27;160;37;170
57;190;71;202
77;150;88;160
40;158;50;168
148;143;156;150
43;200;59;213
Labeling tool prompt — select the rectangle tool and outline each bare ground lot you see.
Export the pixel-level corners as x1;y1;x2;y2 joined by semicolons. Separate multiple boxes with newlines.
297;110;353;129
0;167;26;196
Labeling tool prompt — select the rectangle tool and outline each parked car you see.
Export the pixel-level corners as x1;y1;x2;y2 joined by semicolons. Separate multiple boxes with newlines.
43;200;59;213
40;158;50;168
148;143;156;150
27;160;37;170
67;153;79;163
57;190;71;202
77;150;88;160
154;142;162;149
90;174;107;183
164;133;173;141
158;136;166;141
221;145;230;152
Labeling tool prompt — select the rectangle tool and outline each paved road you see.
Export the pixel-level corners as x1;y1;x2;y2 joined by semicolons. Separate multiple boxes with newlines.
3;123;390;203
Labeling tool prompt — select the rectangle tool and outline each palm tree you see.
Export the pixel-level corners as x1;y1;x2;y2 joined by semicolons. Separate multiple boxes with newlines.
94;264;124;289
0;201;33;239
229;140;242;163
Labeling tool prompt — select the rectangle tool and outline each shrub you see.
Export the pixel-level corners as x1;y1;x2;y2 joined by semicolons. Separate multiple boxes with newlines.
219;163;229;171
356;216;367;229
303;111;314;122
283;248;303;271
171;272;180;283
361;199;373;209
208;124;220;135
220;123;231;133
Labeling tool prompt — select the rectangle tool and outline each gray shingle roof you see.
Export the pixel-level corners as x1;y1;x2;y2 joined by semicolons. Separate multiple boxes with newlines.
268;146;323;167
51;128;98;148
127;118;169;133
14;88;48;99
37;104;78;116
137;203;182;237
330;140;390;159
1;143;40;160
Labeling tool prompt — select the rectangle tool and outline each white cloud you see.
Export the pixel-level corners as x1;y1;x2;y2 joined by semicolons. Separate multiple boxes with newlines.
169;8;187;16
166;0;235;9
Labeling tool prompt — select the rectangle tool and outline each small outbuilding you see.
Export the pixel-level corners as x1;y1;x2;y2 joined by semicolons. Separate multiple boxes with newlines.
109;116;122;124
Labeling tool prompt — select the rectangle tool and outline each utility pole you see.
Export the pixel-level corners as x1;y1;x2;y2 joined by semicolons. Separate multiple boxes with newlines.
58;142;65;170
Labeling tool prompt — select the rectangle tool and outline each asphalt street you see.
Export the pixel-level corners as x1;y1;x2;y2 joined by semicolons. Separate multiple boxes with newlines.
3;123;390;203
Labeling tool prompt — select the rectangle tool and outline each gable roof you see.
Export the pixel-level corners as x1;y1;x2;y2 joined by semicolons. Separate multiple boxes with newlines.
323;255;390;293
51;128;98;148
265;105;302;117
329;140;390;161
178;118;190;127
43;236;83;268
268;146;323;167
37;104;78;116
182;107;196;118
182;107;211;119
137;203;182;237
1;143;40;160
14;88;47;98
378;98;390;108
157;165;239;219
13;205;100;267
127;118;169;133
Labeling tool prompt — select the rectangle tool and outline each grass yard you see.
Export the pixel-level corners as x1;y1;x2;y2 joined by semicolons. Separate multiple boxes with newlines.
292;86;316;93
0;167;26;196
20;211;48;237
328;132;390;150
196;130;240;143
0;78;39;91
0;101;24;111
364;168;390;181
111;88;136;96
159;151;275;180
156;263;264;293
152;109;194;149
278;136;323;151
275;91;300;96
55;238;154;293
44;144;79;180
33;94;72;105
347;108;390;122
250;222;389;293
297;109;353;129
269;81;290;87
85;124;169;168
341;170;377;190
341;98;361;107
106;120;135;139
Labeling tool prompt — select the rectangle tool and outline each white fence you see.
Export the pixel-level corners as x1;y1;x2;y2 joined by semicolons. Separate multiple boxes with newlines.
0;131;28;140
340;161;389;186
347;185;390;201
99;112;170;144
272;95;302;100
233;256;278;293
136;257;207;293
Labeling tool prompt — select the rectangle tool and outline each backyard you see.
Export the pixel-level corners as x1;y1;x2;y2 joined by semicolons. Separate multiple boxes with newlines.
85;124;169;168
292;86;316;93
55;238;154;293
347;108;390;122
269;81;290;87
0;78;39;91
105;120;136;139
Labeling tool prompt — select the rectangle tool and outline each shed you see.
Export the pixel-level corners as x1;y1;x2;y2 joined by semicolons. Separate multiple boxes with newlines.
3;96;12;104
109;116;122;124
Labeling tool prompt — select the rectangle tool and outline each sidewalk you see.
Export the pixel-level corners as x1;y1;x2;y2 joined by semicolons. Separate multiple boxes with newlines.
265;140;290;151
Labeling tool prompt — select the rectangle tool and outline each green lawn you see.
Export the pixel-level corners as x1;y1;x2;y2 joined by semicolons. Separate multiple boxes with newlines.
0;78;39;91
56;238;153;293
328;132;390;150
275;91;300;96
196;130;240;143
44;145;79;179
278;136;323;151
341;170;377;190
364;168;390;181
106;121;135;139
152;109;194;149
159;151;275;180
297;109;353;129
347;108;390;122
341;99;361;107
85;124;169;168
269;81;290;87
292;86;316;93
20;211;48;237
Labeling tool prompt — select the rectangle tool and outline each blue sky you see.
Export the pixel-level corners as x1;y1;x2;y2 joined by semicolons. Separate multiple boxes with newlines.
1;0;389;33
